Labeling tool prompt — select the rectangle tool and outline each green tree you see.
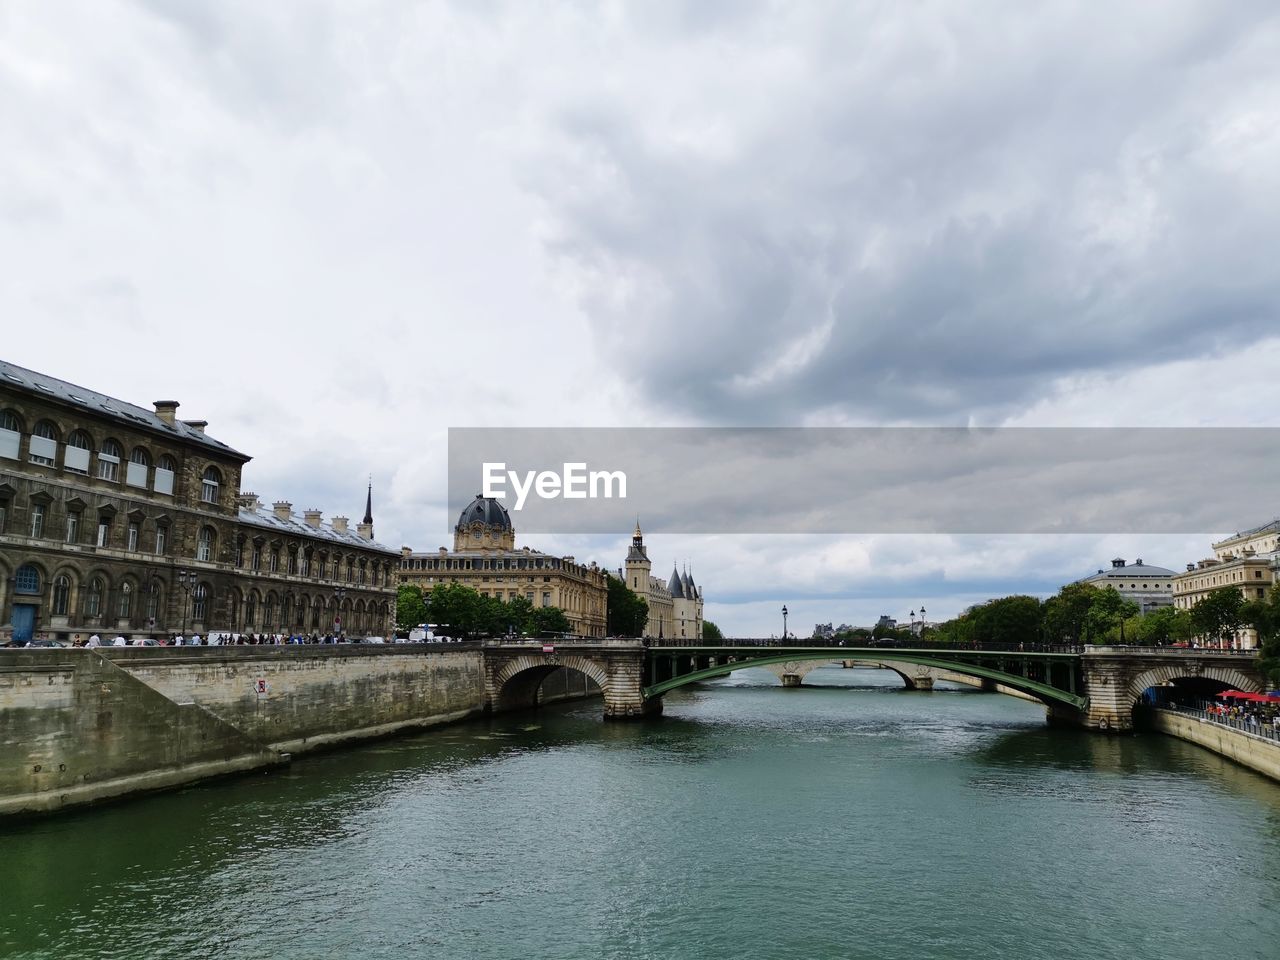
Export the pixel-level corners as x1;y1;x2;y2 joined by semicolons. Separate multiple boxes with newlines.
606;573;649;637
530;606;572;638
1042;582;1099;645
702;620;724;642
1085;587;1140;644
1131;606;1192;646
1244;586;1280;684
428;582;485;640
395;584;429;634
970;595;1042;646
1190;586;1245;646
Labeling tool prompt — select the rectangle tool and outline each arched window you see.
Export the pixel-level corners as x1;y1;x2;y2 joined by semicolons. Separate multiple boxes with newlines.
97;439;122;481
64;431;92;474
245;593;257;628
196;526;215;562
29;421;58;466
126;447;150;488
15;564;40;595
192;584;208;621
311;597;323;630
118;582;133;619
52;575;71;615
86;577;104;617
201;466;221;504
146;582;161;622
264;595;276;630
154;455;176;495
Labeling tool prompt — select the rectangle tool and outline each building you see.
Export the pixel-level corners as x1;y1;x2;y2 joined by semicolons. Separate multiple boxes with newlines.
1171;521;1279;648
399;495;608;637
620;523;703;640
1078;558;1177;613
0;360;397;643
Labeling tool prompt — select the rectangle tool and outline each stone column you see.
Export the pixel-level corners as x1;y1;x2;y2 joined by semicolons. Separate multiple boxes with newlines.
601;641;662;721
781;674;803;687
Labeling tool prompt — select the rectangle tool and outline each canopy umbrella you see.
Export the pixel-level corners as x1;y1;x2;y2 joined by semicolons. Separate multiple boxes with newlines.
1218;690;1243;698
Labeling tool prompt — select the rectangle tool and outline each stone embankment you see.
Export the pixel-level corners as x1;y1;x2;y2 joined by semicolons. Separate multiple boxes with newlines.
1;645;504;818
1145;707;1280;783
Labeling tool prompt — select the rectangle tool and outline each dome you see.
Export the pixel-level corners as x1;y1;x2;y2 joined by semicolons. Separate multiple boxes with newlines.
456;495;513;531
1084;559;1176;580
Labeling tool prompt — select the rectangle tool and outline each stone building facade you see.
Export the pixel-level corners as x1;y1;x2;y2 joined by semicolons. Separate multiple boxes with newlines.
0;360;396;642
399;495;608;637
1077;558;1177;614
1171;520;1280;649
621;523;703;640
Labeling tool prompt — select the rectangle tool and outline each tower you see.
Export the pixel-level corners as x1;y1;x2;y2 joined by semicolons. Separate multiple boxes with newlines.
625;521;651;598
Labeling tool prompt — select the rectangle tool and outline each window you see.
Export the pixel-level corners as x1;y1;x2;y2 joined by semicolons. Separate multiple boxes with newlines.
197;527;215;562
154;455;175;496
301;554;311;577
542;591;551;607
251;545;261;571
288;551;297;575
15;564;40;594
29;421;57;466
118;582;133;619
127;522;140;552
245;594;257;628
29;503;45;538
192;584;207;621
269;550;279;573
97;517;111;547
346;560;354;583
0;410;21;459
97;440;121;481
64;431;91;474
86;578;104;616
201;466;220;504
126;448;149;488
52;575;70;616
65;512;79;544
264;596;275;629
146;585;160;622
155;526;167;555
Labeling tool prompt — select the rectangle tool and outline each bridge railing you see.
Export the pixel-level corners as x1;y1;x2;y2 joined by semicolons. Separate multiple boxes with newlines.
643;638;1084;654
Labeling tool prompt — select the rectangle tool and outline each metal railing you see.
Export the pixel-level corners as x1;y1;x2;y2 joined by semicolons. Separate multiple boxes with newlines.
1160;703;1280;744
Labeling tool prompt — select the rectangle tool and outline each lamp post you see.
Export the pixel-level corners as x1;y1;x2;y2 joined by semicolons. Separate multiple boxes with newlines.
176;569;194;639
909;609;917;634
919;606;926;639
334;587;346;637
781;604;788;642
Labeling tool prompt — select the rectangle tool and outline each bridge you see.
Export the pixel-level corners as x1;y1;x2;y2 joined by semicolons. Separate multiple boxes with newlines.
482;640;1266;732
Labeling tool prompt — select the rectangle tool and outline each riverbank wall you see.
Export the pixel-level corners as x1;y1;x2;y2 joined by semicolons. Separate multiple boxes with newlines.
1;645;491;818
1144;708;1280;783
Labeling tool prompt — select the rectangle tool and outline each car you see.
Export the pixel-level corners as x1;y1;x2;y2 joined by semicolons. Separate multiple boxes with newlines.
26;639;68;648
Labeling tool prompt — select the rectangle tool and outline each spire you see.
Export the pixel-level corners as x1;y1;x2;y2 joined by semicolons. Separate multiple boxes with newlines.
669;564;684;599
363;477;373;525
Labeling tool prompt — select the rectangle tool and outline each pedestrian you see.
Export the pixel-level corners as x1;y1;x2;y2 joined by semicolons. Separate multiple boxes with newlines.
86;634;101;648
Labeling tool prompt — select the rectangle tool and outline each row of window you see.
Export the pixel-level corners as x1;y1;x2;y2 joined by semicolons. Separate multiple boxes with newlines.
0;410;224;504
401;555;596;576
10;563;392;629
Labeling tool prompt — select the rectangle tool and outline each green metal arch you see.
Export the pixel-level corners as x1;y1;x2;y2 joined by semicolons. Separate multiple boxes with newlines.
643;650;1087;710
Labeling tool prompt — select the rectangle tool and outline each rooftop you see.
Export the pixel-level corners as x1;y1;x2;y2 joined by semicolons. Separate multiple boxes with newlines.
238;503;398;555
0;359;249;460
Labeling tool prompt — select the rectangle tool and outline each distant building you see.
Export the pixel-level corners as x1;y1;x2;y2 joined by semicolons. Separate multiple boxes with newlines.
1078;558;1176;614
399;495;607;637
875;614;897;631
620;523;703;640
1172;521;1279;648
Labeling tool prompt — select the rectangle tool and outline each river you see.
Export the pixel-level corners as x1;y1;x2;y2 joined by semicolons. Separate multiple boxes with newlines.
2;666;1278;960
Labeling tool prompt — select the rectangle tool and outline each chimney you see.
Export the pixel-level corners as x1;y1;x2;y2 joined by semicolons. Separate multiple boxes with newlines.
357;521;374;541
1135;558;1143;566
1187;563;1195;571
401;546;412;558
153;400;180;425
332;516;349;534
304;509;323;529
237;492;260;510
1111;558;1126;568
273;501;293;521
183;419;208;434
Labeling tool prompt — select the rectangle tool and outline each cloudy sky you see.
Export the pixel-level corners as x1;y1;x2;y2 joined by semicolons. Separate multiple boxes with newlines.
3;1;1279;635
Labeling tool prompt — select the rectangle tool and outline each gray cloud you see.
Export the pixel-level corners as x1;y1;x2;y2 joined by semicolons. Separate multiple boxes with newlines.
524;1;1280;423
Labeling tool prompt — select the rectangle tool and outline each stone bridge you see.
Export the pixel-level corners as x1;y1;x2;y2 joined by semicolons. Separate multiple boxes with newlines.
482;641;1266;732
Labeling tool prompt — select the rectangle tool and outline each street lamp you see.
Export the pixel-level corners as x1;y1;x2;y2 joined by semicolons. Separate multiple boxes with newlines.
176;569;195;639
781;604;788;642
919;606;926;638
334;587;346;637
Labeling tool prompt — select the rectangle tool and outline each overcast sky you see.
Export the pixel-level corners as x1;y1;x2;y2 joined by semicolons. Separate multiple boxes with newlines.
3;1;1279;635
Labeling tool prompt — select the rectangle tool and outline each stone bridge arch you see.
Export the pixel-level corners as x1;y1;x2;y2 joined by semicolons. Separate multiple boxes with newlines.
1125;663;1262;709
488;655;609;712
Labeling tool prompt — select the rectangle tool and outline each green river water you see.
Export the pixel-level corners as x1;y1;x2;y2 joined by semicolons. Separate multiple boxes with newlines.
2;666;1278;960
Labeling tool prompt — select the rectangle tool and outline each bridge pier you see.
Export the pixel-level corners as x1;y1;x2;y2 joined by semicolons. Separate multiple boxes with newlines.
781;674;803;688
906;674;934;691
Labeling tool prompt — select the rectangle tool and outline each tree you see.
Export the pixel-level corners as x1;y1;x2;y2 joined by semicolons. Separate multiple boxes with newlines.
1244;586;1280;684
702;620;724;642
530;606;572;638
1130;606;1192;646
970;595;1042;646
395;584;429;634
1085;587;1139;644
428;582;485;640
1042;582;1099;645
1190;587;1245;646
606;573;649;637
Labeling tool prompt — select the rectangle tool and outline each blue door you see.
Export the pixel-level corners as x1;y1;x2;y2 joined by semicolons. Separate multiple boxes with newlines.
11;604;35;643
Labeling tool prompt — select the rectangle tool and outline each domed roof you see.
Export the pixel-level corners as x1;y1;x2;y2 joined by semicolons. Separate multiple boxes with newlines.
456;495;512;531
1084;559;1176;580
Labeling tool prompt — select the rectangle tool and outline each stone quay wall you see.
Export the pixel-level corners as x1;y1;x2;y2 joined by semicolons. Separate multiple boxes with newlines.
1;644;489;818
1146;708;1280;783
